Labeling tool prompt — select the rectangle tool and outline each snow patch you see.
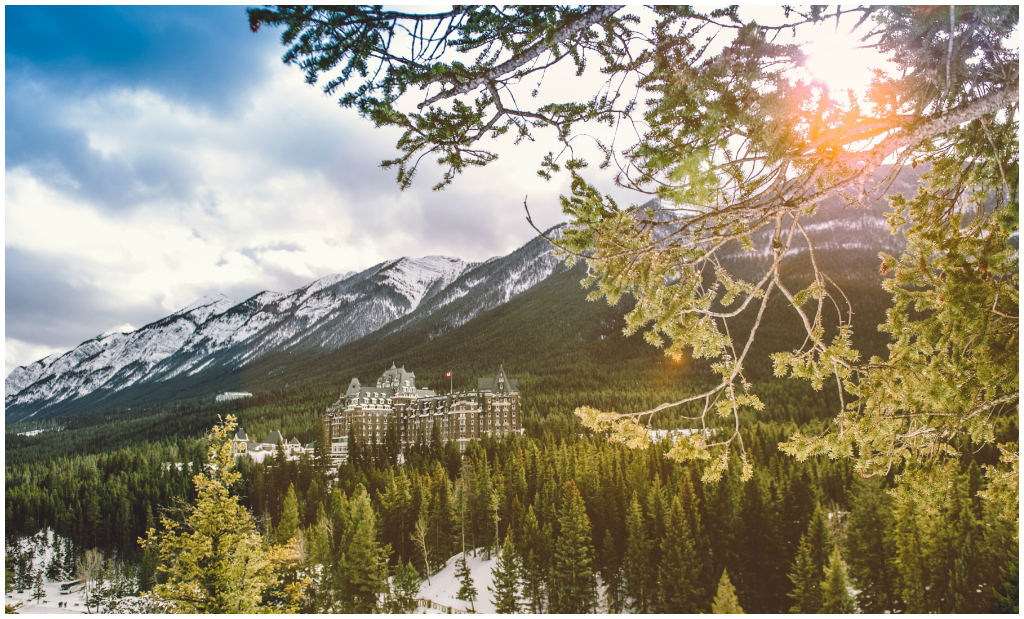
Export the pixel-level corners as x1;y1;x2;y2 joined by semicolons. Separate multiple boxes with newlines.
215;391;253;402
306;272;353;295
381;256;468;310
248;291;284;307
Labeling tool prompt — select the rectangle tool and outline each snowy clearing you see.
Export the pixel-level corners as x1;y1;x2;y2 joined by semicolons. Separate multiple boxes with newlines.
6;580;89;614
414;548;500;614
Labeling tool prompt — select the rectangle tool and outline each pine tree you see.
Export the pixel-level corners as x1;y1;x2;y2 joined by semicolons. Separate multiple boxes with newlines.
599;527;623;613
712;569;744;614
737;474;788;612
391;559;421;612
519;506;547;613
429;422;443;460
978;495;1017;614
490;472;505;560
31;570;45;603
844;479;899;613
384;422;401;466
302;506;334;613
312;421;331;475
624;491;653;612
457;476;469;560
787;503;829;613
455;554;477;612
893;500;928;613
45;550;62;581
490;533;522;613
330;489;353;554
340;486;388;613
278;483;301;543
943;484;987;614
476;458;494;556
347;427;362;469
820;548;855;614
137;547;158;593
427;462;458;569
550;481;597;614
991;554;1018;613
4;552;14;595
645;474;668;570
141;416;305;613
657;494;703;613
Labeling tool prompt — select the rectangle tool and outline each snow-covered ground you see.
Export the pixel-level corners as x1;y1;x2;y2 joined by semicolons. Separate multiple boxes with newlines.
8;534;631;614
10;544;510;614
413;547;617;614
6;531;89;614
6;580;89;614
414;548;501;614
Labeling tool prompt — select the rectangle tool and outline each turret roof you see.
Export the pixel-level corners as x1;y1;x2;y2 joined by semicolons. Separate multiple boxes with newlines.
478;364;517;393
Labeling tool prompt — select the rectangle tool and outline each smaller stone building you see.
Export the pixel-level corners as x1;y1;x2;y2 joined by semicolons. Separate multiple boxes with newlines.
233;428;310;463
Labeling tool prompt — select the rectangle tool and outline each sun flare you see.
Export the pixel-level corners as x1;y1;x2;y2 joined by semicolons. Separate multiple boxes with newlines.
801;26;883;98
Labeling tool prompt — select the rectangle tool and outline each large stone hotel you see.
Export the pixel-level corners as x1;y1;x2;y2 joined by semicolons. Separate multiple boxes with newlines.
324;363;522;462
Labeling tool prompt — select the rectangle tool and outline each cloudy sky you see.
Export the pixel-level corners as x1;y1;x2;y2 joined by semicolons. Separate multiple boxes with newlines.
5;6;641;376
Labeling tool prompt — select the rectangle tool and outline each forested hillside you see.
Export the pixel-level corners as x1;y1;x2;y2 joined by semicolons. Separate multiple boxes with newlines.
7;413;1017;613
6;259;1017;612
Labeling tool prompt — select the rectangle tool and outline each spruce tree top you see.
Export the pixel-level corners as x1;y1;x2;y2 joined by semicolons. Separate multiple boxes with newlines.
712;569;744;614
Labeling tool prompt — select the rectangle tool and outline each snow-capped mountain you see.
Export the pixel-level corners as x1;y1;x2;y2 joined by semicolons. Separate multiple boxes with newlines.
4;235;560;421
6;295;235;417
377;230;564;340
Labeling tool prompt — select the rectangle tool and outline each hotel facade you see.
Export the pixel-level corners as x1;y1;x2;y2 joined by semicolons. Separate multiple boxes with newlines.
324;363;522;461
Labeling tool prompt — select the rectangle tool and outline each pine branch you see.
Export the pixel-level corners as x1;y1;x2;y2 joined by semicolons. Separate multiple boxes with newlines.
418;5;625;109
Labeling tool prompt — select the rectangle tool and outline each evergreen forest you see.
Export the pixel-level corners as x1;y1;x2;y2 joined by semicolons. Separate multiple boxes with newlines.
5;279;1018;612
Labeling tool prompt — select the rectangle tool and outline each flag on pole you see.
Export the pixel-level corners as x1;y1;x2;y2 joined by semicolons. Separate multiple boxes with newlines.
445;372;452;377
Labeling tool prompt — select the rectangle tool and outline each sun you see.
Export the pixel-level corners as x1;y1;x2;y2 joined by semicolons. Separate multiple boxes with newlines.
800;23;885;98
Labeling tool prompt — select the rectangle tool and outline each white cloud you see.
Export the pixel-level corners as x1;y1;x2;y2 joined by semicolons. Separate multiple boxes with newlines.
5;164;378;314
